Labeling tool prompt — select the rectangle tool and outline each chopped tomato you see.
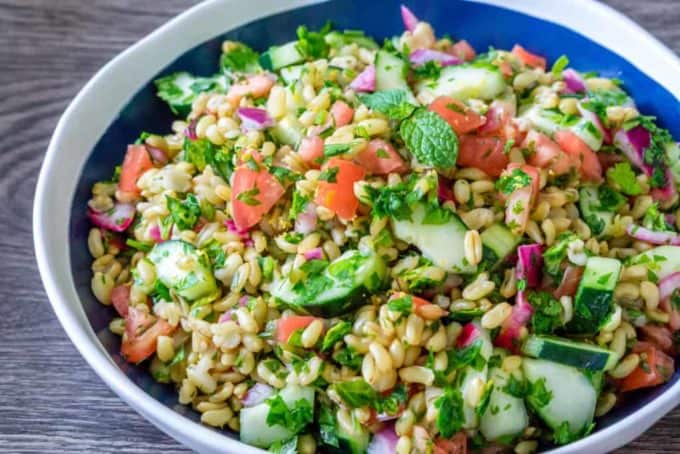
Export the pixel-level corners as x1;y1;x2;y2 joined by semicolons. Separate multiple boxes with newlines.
227;74;274;105
354;139;407;175
503;163;540;235
525;130;576;176
660;297;680;332
433;432;467;454
298;136;325;167
231;167;285;230
620;342;675;392
554;130;603;182
553;265;584;299
457;135;509;177
640;324;675;354
498;61;513;78
111;285;131;317
330;100;354;127
429;97;485;135
450;40;476;62
276;315;320;343
315;158;366;220
119;144;154;195
512;44;546;70
478;99;517;142
121;306;175;363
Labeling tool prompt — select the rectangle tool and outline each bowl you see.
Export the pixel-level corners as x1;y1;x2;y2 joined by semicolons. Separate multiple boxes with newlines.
34;0;680;452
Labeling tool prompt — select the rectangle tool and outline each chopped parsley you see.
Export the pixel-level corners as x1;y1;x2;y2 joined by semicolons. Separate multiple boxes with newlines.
526;377;553;409
318;166;339;183
295;22;332;59
528;291;563;334
434;387;465;438
551;55;569;76
387;294;413;313
265;395;313;434
166;194;202;230
320;321;352;351
496;168;531;194
236;186;261;206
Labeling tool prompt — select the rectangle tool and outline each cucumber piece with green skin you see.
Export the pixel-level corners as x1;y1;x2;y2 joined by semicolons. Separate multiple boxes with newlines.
479;223;520;270
271;250;387;317
579;186;614;238
522;335;619;371
479;368;529;441
417;62;506;102
629;245;680;281
270;115;303;146
458;321;493;429
521;107;563;136
147;240;217;302
666;142;680;184
260;41;305;71
280;65;305;85
522;107;603;150
374;50;417;103
522;358;597;437
239;385;314;448
327;411;370;454
566;256;622;334
392;203;475;273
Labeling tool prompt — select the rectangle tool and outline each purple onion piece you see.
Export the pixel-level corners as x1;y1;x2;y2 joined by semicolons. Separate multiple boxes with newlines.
241;383;275;408
350;64;376;93
409;48;461;67
87;203;136;232
237;107;274;131
400;4;419;32
516;244;543;288
562;68;587;93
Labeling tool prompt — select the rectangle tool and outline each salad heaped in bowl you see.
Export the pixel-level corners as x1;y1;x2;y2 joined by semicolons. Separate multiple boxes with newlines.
85;4;680;453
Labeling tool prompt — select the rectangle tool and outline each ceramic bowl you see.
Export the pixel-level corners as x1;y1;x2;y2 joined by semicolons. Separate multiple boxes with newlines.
34;0;680;452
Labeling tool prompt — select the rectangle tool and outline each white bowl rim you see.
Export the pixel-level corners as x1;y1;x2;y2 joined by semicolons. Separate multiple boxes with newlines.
33;0;680;453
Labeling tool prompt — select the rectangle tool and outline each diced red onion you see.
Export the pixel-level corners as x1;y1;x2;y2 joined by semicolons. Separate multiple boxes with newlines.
659;272;680;302
146;145;168;165
87;203;136;232
495;291;534;351
666;213;677;226
350;65;376;93
237;107;274;131
218;310;234;323
184;119;197;141
578;101;611;144
149;224;163;243
650;168;677;202
409;49;461;67
457;322;483;348
562;69;587;93
239;296;250;307
241;383;275;408
627;224;680;246
400;4;419;32
516;244;543;288
367;423;399;454
225;219;250;241
613;126;652;174
294;202;318;235
437;176;455;204
303;247;323;261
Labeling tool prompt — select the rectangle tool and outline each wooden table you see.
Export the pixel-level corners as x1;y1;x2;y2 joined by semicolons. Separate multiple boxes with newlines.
1;0;678;452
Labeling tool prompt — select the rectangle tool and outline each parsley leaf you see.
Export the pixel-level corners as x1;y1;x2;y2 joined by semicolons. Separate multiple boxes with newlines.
265;395;313;434
318;405;339;448
321;321;352;351
597;186;626;212
166;194;202;230
551;55;569;76
400;108;459;168
413;60;442;81
236;186;261;206
606;162;642;196
333;379;378;408
155;72;227;116
220;42;261;74
269;436;298;454
333;347;363;370
289;190;310;220
318;166;339;183
434;387;465;438
358;89;417;120
387;294;413;313
496;168;531;194
543;232;580;279
183;137;234;181
502;374;530;398
296;23;331;59
528;291;563;334
643;202;674;232
527;378;553;409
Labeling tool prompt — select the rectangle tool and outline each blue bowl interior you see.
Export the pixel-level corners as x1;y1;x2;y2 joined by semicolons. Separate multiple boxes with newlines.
69;0;680;447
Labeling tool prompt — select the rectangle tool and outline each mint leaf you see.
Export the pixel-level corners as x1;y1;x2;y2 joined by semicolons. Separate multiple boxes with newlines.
400;108;458;168
358;89;416;120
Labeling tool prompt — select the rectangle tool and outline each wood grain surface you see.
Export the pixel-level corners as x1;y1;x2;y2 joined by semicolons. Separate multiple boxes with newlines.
1;0;678;452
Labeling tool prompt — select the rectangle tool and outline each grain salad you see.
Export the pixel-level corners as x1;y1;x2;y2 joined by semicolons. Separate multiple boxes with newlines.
86;4;680;453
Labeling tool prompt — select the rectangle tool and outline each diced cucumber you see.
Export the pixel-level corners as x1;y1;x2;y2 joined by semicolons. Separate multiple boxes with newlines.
567;256;622;334
391;203;475;273
324;30;378;50
629;245;680;281
479;223;520;270
522;335;619;371
271;249;387;317
479;368;529;441
270;115;303;146
571;117;604;151
239;385;314;448
260;41;305;71
665;142;680;185
374;50;417;103
335;412;370;454
417;62;506;102
459;321;493;429
521;106;562;136
449;308;486;322
280;64;305;85
522;358;597;436
147;240;217;302
579;186;614;238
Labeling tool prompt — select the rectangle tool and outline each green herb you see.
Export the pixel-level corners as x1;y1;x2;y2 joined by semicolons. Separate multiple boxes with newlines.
318;405;339;448
597;186;626;212
543;232;580;279
289;191;310;220
450;339;486;370
354;125;370;138
322;143;353;158
134;131;152;145
270;166;301;185
333;347;362;370
296;22;332;59
284;232;304;244
265;395;313;434
528;291;563;334
321;321;352;351
299;259;329;275
126;238;152;252
333;379;378;408
413;60;442;80
152;279;172;303
503;139;515;155
183;137;234;181
527;378;553;408
155;72;228;116
400;108;459;168
496;168;531;194
205;241;226;268
580;89;629;124
626;116;673;188
236;187;261;206
375;384;408;415
269;436;298;454
434;387;465;438
375;147;390;159
358;89;417;120
221;43;260;74
318;167;339;183
166;194;202;230
643;202;673;232
551;55;569;76
167;344;186;366
503;374;530;398
606;162;642;195
387;294;413;314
